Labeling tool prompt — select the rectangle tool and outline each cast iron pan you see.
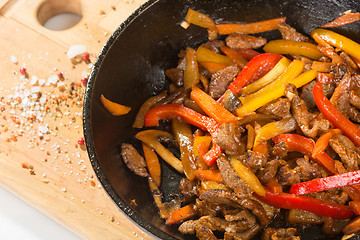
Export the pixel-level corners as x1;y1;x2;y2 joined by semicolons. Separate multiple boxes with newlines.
83;0;360;239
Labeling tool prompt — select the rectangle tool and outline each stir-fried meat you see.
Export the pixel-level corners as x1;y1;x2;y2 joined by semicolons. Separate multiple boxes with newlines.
271;142;289;159
195;198;229;217
223;209;257;227
329;134;360;171
285;83;330;138
258;159;287;184
226;33;267;49
257;98;291;119
215;122;246;156
296;157;323;181
310;190;349;205
300;81;317;109
179;178;199;202
350;90;360;108
237;150;267;172
209;65;239;99
200;189;271;226
196;224;219;240
226;224;263;240
178;220;197;234
277;23;310;42
164;68;183;87
277;165;301;186
217;155;253;198
262;227;300;240
330;63;350;83
201;40;225;54
120;143;149;177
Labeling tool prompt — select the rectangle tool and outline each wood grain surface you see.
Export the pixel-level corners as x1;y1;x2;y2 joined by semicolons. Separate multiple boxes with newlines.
0;0;154;239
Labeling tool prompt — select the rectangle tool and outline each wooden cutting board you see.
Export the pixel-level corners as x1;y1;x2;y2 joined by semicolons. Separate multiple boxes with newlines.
0;0;155;239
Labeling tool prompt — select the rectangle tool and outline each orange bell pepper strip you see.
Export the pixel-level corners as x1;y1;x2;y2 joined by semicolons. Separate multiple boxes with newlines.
311;28;360;61
194;169;223;183
198;61;228;73
313;82;360;147
193;135;211;170
100;95;131;116
185;8;216;29
184;48;200;90
228;53;283;95
190;86;238;124
220;46;248;69
196;46;233;65
265;178;283;194
216;17;286;35
316;73;335;84
166;204;197;225
312;129;342;158
263;39;323;60
350;201;360;215
322;12;360;28
172;120;197;180
142;143;161;187
246;124;255;150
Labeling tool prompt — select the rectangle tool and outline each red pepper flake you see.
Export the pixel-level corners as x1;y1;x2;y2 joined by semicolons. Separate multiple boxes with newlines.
81;53;90;62
77;137;85;145
57;72;64;79
90;180;96;186
20;67;27;75
81;77;88;84
21;162;29;169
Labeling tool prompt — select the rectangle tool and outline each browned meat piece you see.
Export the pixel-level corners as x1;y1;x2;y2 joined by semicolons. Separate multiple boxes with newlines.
179;178;199;202
300;81;317;109
227;224;262;240
164;68;183;87
296;157;322;181
350;90;360;108
196;225;219;240
237;150;267;172
258;159;287;184
223;209;257;227
200;189;270;226
226;33;267;49
337;92;360;123
221;89;242;112
215;122;245;156
178;220;197;234
285;84;330;138
330;63;350;83
277;165;300;186
277;23;310;42
195;198;228;217
271;142;289;159
200;40;225;54
262;227;300;240
310;190;349;205
121;143;148;177
209;65;239;99
257;98;291;118
217;156;253;198
329;134;360;171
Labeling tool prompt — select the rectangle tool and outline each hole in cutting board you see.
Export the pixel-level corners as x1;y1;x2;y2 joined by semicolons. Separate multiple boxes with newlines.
37;0;82;31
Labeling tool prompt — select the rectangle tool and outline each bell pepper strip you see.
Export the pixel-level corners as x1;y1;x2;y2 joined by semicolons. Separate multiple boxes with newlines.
195;170;223;183
310;28;360;61
200;181;231;195
136;130;184;173
133;91;167;128
246;124;255;150
100;95;131;116
311;32;332;47
313;82;360;147
193;135;211;170
288;209;324;224
228;53;283;95
322;12;360;28
316;73;335;84
253;117;297;148
255;190;354;219
190;86;239;124
202;143;222;166
166;204;197;225
220;46;248;69
184;48;200;90
350;201;360;215
263;39;323;60
311;61;333;73
289;169;360;196
172;120;197;180
265;178;283;194
142;143;161;187
216;17;286;35
312;129;342;158
241;57;291;95
317;45;344;64
198;61;228;73
237;113;281;126
235;48;260;61
343;216;360;235
185;8;216;29
230;156;266;196
196;46;233;66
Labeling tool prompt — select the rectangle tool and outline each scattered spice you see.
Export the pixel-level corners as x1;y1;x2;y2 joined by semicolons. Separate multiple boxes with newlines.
20;67;26;75
78;137;85;145
81;77;88;84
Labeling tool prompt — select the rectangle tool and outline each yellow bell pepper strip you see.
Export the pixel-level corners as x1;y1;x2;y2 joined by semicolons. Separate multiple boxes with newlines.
199;181;231;195
322;12;360;28
230;156;266;196
289;169;360;196
311;61;333;72
236;62;315;117
142;143;161;187
263;39;323;60
136;130;184;173
313;82;360;147
184;48;199;90
216;17;286;35
241;57;291;95
100;95;131;116
220;46;248;69
196;46;233;66
255;189;354;219
312;129;342;158
172;120;197;180
198;61;228;73
228;53;283;96
194;170;223;183
310;28;360;61
190;86;238;124
246;124;255;150
166;204;197;225
132;91;167;128
185;8;216;29
253;117;297;148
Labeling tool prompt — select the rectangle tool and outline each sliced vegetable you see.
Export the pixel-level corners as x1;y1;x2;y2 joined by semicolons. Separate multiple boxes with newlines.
311;61;333;72
313;82;360;147
265;178;283;194
100;95;131;116
166;204;197;225
263;39;323;60
322;12;360;28
246;124;255;150
216;17;286;35
143;143;161;187
200;181;230;194
196;46;233;65
350;201;360;215
202;143;222;166
184;48;200;90
220;46;248;69
198;61;228;73
193;135;212;170
195;170;223;183
235;48;260;61
312;129;342;158
185;8;216;29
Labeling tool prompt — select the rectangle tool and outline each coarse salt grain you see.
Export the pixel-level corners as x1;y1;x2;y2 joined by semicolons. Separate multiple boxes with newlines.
30;86;41;93
10;55;18;63
67;44;87;59
46;75;58;86
30;76;38;85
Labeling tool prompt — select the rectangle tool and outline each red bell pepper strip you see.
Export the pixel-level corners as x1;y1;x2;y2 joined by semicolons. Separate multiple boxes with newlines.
228;53;283;95
255;190;354;219
235;48;261;61
313;82;360;147
290;170;360;195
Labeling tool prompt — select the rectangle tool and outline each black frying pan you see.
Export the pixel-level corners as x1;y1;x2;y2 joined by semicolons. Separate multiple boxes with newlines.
83;0;360;239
